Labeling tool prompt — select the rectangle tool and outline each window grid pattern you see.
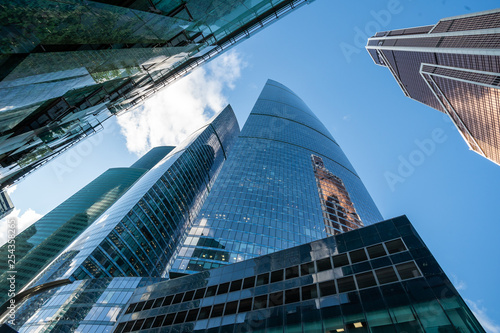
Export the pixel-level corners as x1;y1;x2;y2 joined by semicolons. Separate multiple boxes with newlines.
115;217;483;333
432;11;500;33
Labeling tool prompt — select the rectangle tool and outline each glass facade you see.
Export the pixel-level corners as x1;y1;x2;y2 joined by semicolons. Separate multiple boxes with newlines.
366;8;500;165
170;80;382;275
22;106;239;289
0;0;314;193
6;277;162;333
113;216;484;333
0;167;147;304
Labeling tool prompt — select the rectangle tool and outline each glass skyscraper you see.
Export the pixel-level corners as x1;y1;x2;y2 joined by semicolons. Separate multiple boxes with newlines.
21;106;238;289
0;167;146;304
0;0;315;198
366;8;500;165
169;80;382;276
0;81;484;332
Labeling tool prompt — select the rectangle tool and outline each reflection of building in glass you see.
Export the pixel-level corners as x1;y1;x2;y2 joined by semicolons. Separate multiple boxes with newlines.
366;9;500;165
311;155;363;235
21;106;238;291
0;0;314;196
0;147;174;304
169;80;382;276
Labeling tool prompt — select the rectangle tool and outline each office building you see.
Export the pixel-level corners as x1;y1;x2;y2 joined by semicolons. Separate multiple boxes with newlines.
0;146;174;304
114;216;484;332
2;217;484;332
366;8;500;165
19;105;238;290
0;0;315;196
169;80;382;276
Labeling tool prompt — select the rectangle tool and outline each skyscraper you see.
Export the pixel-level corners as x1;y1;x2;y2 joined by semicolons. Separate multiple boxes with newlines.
0;0;315;198
20;105;238;289
0;81;484;332
0;146;174;304
366;8;500;165
169;80;382;276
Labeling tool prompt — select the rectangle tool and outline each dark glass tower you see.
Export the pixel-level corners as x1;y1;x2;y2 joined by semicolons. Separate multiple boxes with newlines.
366;8;500;165
21;106;238;290
0;0;315;195
170;80;382;275
113;216;484;333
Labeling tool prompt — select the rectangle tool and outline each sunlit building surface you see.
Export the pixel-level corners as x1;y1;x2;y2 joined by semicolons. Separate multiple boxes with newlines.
366;8;500;165
0;0;315;197
169;80;381;276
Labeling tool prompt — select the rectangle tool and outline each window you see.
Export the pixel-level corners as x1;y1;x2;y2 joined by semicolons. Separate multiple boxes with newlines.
396;262;421;279
172;293;184;304
301;262;315;275
211;304;224;317
286;266;299;279
243;276;255;289
301;284;318;300
217;282;230;294
225;301;238;315
257;273;269;286
162;295;173;306
271;269;284;282
385;239;407;254
349;249;368;263
285;288;300;304
143;300;154;310
355;272;377;289
134;301;145;312
186;309;199;322
269;291;283;306
152;297;163;308
205;285;217;297
230;279;242;292
316;258;332;272
375;267;399;284
367;244;386;259
174;311;187;324
198;307;211;319
152;315;165;328
163;313;176;326
239;298;253;312
337;276;356;293
319;281;336;297
253;295;268;309
194;288;205;300
332;253;349;267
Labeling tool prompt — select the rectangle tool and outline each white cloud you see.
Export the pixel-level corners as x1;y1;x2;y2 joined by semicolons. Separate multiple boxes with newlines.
6;185;17;196
117;50;246;156
451;274;467;291
0;208;43;246
466;299;500;333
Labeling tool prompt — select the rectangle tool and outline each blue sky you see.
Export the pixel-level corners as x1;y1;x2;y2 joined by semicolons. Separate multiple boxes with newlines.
2;0;499;330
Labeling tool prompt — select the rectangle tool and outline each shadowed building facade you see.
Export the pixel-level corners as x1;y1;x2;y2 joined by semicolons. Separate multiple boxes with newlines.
0;0;315;199
366;8;500;165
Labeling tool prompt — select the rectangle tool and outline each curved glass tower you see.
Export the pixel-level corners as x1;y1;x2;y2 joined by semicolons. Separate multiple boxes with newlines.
171;80;382;275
